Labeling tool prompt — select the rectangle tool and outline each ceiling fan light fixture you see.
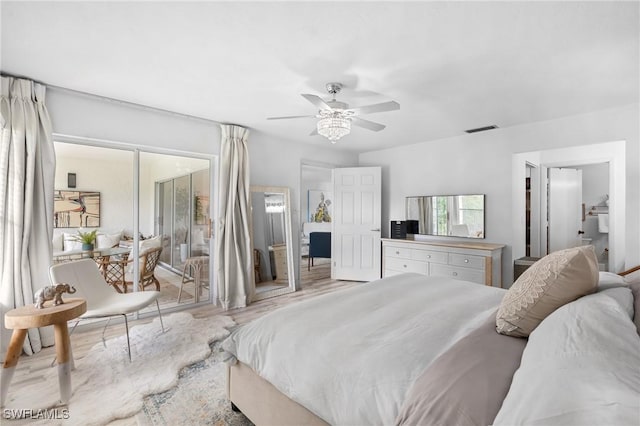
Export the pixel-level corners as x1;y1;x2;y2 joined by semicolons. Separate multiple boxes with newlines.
317;114;351;143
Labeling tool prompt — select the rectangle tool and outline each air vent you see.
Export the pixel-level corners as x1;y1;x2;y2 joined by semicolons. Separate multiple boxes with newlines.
465;125;499;134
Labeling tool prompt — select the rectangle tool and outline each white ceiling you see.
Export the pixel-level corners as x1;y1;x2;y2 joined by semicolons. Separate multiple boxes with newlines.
2;1;638;153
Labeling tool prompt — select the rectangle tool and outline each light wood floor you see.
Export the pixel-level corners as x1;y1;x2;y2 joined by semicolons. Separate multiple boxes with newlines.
6;271;360;405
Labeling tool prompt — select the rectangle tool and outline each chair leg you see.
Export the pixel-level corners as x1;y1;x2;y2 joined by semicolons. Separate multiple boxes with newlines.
123;314;131;362
177;280;184;303
179;265;193;303
308;256;311;271
101;317;112;347
156;299;166;333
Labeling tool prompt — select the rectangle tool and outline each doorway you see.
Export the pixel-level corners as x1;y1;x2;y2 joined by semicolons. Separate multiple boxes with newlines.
544;164;609;268
300;163;334;285
512;141;625;273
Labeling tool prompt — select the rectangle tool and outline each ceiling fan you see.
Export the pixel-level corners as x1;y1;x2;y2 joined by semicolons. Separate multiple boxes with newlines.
267;82;400;143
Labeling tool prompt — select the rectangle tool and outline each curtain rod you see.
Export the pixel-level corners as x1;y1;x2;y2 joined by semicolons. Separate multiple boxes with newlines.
1;71;221;125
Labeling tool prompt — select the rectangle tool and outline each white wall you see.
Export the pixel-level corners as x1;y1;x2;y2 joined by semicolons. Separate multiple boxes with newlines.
54;148;134;237
48;88;220;154
359;103;640;286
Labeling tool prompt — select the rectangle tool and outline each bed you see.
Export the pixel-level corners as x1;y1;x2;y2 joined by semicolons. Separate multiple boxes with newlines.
223;246;640;426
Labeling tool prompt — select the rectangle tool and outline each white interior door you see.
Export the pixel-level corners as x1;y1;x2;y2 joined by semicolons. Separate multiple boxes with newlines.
333;167;381;281
548;168;583;253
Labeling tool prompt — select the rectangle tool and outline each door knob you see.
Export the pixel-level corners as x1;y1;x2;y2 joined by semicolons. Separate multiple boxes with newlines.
371;228;381;232
577;230;585;235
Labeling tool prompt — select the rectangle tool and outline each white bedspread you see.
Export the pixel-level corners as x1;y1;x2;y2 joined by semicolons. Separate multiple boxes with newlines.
223;273;505;425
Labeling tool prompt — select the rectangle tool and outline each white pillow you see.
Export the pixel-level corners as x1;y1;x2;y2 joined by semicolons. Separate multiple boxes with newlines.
63;232;83;252
52;233;64;252
96;231;123;249
126;236;162;273
140;235;162;254
493;288;640;425
598;271;626;290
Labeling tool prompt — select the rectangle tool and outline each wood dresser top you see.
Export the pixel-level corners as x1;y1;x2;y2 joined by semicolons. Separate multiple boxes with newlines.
381;238;505;251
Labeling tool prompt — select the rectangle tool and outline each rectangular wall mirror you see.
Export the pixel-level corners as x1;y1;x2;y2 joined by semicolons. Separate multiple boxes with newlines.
406;194;485;239
250;186;296;301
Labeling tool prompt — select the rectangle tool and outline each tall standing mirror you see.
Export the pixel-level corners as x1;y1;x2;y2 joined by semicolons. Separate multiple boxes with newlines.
250;186;296;301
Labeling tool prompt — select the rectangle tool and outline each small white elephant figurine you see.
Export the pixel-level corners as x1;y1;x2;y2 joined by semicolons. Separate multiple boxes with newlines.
34;284;77;309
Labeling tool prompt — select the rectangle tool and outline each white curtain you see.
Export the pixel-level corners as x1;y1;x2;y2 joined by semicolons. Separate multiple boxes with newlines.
215;124;252;310
0;77;56;355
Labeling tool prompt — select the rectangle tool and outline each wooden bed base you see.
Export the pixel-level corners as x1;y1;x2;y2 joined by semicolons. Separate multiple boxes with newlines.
227;361;329;426
619;265;640;277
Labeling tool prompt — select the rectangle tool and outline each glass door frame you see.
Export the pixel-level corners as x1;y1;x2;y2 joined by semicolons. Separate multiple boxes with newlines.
155;170;209;274
53;133;218;312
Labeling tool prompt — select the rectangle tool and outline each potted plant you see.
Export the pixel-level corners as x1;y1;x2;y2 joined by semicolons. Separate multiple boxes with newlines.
73;229;98;251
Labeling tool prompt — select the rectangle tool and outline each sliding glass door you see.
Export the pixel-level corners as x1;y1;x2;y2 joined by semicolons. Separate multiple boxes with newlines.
53;138;215;311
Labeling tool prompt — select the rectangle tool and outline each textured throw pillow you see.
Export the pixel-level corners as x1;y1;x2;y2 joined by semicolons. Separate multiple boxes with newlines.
96;231;123;249
496;245;599;337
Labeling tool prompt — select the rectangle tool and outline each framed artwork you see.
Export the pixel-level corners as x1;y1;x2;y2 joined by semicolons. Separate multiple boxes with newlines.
54;190;100;228
308;190;332;223
194;194;210;225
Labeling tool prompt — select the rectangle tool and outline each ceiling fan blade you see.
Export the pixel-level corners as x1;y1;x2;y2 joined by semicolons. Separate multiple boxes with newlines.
347;100;400;115
301;94;332;110
267;115;316;120
351;116;386;132
309;128;318;136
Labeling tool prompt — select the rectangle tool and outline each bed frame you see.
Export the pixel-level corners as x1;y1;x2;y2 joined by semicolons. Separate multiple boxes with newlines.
227;362;328;426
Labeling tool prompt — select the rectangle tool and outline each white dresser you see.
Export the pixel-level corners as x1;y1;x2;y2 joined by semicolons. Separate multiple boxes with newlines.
271;243;289;284
382;238;505;287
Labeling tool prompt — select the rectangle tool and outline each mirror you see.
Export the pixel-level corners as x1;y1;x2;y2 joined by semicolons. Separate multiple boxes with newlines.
406;194;485;239
250;186;296;301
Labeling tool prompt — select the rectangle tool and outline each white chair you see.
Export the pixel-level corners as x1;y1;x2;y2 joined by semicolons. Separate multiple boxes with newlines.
49;258;166;362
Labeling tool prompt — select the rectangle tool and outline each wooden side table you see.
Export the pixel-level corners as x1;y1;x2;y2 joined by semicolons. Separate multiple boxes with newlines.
1;298;86;407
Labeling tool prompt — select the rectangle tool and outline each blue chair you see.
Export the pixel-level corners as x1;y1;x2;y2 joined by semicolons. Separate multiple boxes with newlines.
308;232;331;271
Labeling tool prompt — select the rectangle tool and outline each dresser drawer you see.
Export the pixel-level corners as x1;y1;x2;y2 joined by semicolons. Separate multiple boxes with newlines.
385;257;428;275
411;249;448;264
385;246;411;259
430;264;485;284
448;253;485;270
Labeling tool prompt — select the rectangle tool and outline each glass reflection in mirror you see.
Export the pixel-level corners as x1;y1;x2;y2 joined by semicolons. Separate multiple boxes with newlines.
250;186;296;300
406;194;485;238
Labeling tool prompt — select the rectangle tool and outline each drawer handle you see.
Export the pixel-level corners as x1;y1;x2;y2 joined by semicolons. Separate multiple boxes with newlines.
427;255;431;258
403;264;407;268
464;259;469;263
453;272;458;276
396;251;400;255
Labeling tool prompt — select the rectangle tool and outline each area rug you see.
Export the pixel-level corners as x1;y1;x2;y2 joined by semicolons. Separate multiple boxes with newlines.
134;342;253;426
3;312;236;426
